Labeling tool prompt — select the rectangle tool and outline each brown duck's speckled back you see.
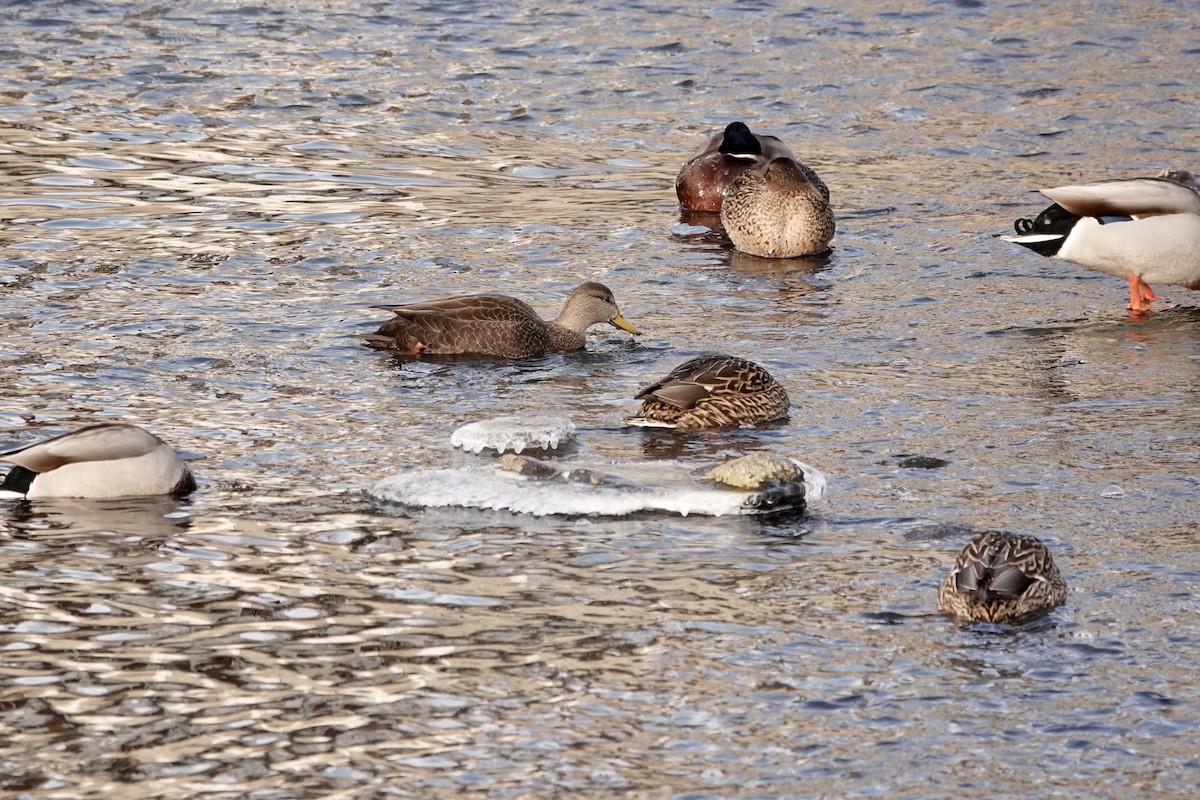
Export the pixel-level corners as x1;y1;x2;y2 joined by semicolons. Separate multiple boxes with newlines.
721;157;835;258
630;354;790;430
937;531;1067;624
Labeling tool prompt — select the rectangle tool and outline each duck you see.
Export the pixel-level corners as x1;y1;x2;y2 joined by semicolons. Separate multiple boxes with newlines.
0;423;196;499
627;354;790;430
937;531;1067;624
720;156;835;258
365;281;641;358
675;121;797;212
1004;171;1200;312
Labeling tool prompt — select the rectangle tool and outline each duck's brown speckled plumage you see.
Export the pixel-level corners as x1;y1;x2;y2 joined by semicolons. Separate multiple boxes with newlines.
721;157;835;258
937;531;1067;624
365;281;639;358
675;122;796;213
628;355;790;430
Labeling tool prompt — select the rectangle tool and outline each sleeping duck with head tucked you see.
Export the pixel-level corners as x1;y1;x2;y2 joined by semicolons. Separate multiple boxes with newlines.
627;354;790;430
937;531;1067;624
675;121;797;213
1005;169;1200;312
720;156;835;258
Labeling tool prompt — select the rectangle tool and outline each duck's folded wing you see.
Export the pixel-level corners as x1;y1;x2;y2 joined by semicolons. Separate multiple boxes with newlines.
1043;178;1200;217
0;424;160;471
374;294;536;323
370;295;540;353
984;561;1037;598
637;356;772;406
637;381;712;408
756;134;797;162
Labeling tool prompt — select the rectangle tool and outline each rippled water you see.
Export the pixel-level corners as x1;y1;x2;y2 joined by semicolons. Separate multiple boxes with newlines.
2;1;1199;796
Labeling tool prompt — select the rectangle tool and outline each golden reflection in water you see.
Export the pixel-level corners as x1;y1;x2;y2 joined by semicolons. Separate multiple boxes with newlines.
0;127;677;265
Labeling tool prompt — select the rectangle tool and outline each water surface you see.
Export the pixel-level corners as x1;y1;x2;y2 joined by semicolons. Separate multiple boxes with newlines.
2;1;1199;797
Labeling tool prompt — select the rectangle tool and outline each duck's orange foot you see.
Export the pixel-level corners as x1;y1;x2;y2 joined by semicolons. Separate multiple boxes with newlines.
1127;274;1165;312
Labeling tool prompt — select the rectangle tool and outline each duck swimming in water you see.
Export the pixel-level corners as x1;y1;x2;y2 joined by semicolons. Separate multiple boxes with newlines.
0;423;196;499
937;531;1067;624
365;281;640;358
721;156;835;258
1005;171;1200;312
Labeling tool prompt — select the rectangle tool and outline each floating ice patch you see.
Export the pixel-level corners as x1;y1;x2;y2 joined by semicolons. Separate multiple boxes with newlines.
368;457;826;518
450;416;577;455
793;460;826;502
669;222;712;236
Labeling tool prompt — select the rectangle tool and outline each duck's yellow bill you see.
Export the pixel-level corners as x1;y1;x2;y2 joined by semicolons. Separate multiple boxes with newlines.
611;313;641;335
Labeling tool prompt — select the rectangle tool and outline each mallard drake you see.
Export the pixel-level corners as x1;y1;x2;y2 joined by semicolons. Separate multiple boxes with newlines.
627;354;790;430
675;121;797;212
937;531;1067;624
0;423;196;499
365;281;641;358
1004;173;1200;312
720;157;835;258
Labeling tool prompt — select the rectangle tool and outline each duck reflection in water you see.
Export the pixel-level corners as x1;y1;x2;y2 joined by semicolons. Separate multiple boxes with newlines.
2;495;194;542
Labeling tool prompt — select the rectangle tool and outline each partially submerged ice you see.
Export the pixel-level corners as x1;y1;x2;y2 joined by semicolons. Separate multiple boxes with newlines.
450;416;576;455
368;453;827;518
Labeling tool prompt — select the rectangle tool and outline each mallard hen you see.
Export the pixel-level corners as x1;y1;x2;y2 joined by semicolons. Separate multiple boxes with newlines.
937;531;1067;624
627;354;790;430
721;156;835;258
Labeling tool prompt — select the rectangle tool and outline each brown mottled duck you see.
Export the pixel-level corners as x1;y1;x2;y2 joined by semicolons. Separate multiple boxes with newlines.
937;531;1067;624
627;355;790;430
721;156;835;258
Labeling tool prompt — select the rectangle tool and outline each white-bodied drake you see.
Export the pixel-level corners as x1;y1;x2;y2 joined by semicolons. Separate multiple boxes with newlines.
937;531;1067;624
1005;171;1200;312
675;121;797;213
0;423;196;499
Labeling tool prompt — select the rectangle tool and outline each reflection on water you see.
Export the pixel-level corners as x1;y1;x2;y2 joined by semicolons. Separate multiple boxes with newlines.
3;495;193;541
2;0;1200;796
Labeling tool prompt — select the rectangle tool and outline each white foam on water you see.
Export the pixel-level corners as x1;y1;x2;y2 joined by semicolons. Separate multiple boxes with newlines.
450;416;577;455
